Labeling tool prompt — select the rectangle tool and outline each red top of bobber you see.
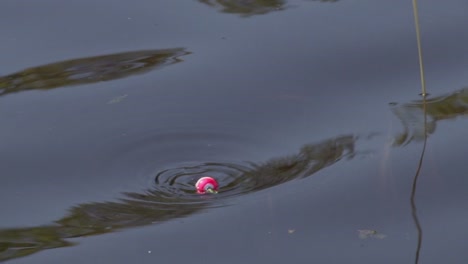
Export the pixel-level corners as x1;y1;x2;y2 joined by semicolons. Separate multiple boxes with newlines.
195;176;219;194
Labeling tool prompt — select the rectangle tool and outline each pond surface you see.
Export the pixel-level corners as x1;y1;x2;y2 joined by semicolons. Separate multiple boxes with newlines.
1;0;468;263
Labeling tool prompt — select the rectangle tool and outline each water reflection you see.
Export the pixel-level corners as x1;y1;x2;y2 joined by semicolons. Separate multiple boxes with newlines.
0;135;355;262
199;0;286;16
199;0;339;16
152;135;355;200
0;48;190;97
391;88;468;145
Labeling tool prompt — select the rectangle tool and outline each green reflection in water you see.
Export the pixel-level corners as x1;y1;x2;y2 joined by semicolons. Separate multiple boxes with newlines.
0;48;191;97
199;0;339;16
391;88;468;145
199;0;286;16
0;135;355;262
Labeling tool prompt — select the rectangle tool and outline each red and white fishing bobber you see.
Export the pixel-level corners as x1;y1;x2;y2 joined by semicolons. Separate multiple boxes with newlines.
195;176;219;194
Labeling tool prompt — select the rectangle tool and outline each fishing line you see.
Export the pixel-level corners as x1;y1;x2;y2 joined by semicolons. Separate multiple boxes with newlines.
410;1;428;263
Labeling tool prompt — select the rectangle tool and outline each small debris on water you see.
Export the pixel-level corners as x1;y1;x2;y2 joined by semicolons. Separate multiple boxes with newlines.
288;229;295;234
107;94;128;104
358;229;387;240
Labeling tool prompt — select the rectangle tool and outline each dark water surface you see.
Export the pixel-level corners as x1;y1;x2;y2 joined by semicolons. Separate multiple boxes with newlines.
1;0;468;263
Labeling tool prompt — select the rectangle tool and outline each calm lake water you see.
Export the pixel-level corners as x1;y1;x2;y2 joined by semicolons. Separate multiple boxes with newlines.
1;0;468;263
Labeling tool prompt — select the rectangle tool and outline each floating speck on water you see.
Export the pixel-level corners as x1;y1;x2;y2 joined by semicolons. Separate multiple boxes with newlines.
288;229;295;234
358;229;386;239
107;94;128;104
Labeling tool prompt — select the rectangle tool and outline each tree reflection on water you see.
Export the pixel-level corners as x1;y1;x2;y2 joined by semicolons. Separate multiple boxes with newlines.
391;87;468;145
0;48;190;97
199;0;286;16
199;0;339;16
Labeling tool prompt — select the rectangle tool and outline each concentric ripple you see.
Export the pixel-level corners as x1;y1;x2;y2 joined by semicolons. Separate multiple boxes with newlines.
153;161;257;201
147;134;356;205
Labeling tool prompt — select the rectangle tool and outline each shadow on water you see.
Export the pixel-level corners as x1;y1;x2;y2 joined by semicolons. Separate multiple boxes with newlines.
198;0;338;16
390;87;468;146
0;135;356;262
0;48;190;97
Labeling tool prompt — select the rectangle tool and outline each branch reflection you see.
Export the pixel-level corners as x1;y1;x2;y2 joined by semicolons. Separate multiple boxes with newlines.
391;88;468;145
0;48;191;97
199;0;339;16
